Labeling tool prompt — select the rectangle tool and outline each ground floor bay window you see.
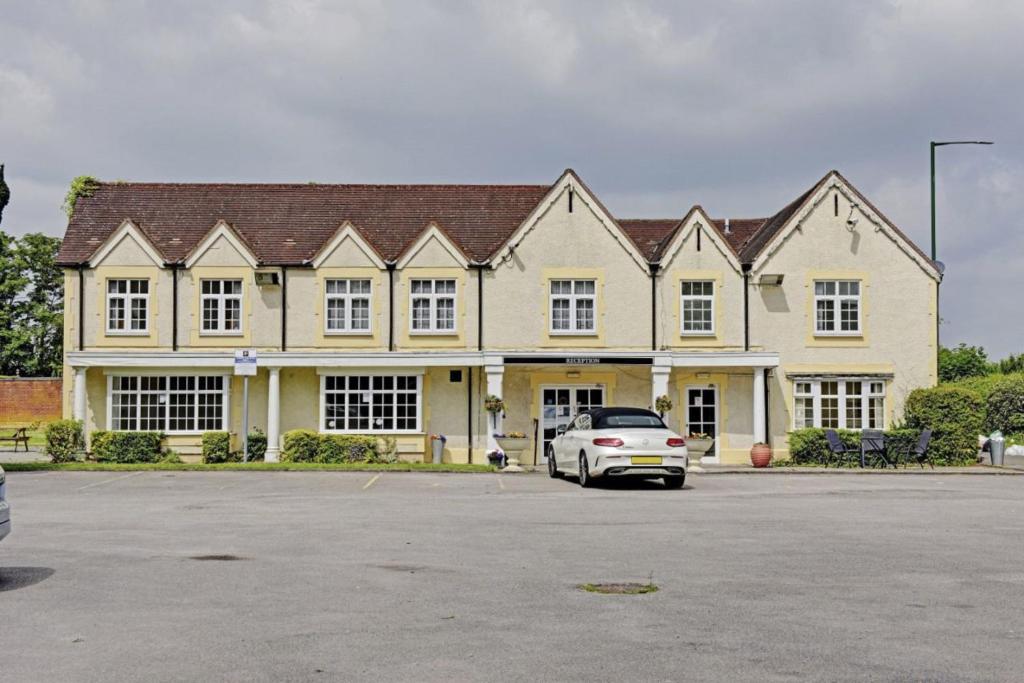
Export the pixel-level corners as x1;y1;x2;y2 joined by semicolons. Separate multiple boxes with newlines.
107;375;229;432
793;379;885;430
320;373;422;433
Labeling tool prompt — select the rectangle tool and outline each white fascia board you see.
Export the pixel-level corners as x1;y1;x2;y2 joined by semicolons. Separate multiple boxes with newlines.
657;208;742;274
88;220;166;268
395;223;469;269
671;351;779;368
68;351;234;368
184;220;259;269
310;222;387;269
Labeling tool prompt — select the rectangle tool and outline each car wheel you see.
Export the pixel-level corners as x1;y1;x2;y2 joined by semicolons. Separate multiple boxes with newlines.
547;446;563;478
664;474;685;489
578;453;595;488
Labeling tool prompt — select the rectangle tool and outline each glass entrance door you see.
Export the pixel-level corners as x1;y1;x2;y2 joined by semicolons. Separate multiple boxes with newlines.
540;386;604;463
685;385;719;461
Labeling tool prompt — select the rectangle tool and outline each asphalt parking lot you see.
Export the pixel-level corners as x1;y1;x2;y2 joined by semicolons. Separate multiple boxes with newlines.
3;471;1024;682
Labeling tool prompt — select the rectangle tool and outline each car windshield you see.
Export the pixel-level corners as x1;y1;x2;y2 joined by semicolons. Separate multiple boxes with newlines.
594;413;666;429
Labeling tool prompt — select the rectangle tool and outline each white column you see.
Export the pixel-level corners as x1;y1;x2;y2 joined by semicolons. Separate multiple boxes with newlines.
485;364;504;454
651;365;672;426
73;366;87;422
753;367;766;444
265;367;281;462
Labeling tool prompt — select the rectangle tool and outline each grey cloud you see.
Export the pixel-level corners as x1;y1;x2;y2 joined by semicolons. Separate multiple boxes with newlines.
0;0;1020;354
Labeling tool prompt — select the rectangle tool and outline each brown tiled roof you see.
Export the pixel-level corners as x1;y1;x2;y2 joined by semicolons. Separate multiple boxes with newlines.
709;218;768;254
57;182;552;266
617;219;680;260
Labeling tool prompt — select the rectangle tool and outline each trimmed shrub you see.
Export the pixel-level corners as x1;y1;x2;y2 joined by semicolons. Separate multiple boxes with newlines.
788;428;920;466
202;432;232;463
317;435;379;463
91;431;164;463
246;428;267;462
45;419;84;463
904;385;983;465
984;379;1024;434
282;429;320;462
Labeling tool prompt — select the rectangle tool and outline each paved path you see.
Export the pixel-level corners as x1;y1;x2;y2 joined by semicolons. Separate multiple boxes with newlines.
2;472;1023;681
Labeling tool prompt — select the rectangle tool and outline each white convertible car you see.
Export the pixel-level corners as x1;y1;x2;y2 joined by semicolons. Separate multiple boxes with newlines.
547;407;689;488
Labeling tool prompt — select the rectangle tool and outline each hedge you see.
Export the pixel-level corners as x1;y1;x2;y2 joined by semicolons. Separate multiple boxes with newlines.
984;379;1024;434
789;428;918;466
202;432;232;463
903;385;984;465
246;429;267;462
282;430;382;463
45;419;84;463
91;431;164;463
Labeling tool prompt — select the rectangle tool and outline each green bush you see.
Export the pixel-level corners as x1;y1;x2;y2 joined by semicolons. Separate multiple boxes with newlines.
317;434;379;463
202;432;232;463
45;419;84;463
904;385;984;465
788;428;920;466
938;343;991;382
282;429;320;462
91;431;164;463
246;428;267;462
985;379;1024;434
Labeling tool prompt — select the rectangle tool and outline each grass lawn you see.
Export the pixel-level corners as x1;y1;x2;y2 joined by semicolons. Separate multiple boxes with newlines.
1;461;497;473
0;423;47;447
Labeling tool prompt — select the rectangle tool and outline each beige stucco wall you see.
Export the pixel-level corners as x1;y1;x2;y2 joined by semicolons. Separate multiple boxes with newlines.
750;184;938;453
485;186;652;350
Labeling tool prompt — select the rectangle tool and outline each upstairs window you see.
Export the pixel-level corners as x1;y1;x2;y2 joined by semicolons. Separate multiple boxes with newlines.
550;279;596;334
410;279;456;333
107;279;149;334
814;280;860;335
793;379;884;430
201;279;243;334
680;280;715;334
325;279;372;333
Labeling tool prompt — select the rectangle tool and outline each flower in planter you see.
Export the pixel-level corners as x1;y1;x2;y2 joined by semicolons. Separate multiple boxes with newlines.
687;432;709;440
502;431;527;439
484;394;506;415
430;434;448;443
655;394;673;416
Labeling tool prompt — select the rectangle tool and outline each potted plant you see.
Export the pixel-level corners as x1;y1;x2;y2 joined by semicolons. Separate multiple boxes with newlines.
750;442;772;468
685;432;714;458
486;449;505;468
484;394;506;417
654;394;673;418
495;431;529;471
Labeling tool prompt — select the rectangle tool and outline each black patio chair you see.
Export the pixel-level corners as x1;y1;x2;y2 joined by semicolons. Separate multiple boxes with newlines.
903;429;933;469
860;429;891;468
824;429;847;467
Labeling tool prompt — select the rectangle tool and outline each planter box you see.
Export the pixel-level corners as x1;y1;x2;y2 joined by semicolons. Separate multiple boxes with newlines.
686;438;714;457
496;437;530;453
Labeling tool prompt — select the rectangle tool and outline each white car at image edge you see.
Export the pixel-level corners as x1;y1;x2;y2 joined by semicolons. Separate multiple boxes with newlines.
0;465;9;542
547;407;689;488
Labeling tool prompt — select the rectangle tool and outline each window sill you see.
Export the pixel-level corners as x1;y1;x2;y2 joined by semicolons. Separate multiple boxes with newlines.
320;430;424;436
680;331;717;337
549;331;599;337
324;330;374;337
409;331;459;337
105;331;151;337
199;331;245;337
813;332;863;338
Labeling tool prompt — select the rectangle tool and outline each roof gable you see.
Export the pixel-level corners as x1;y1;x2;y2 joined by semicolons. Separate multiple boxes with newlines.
88;220;165;268
395;223;470;269
310;222;386;269
184;220;259;269
656;207;743;273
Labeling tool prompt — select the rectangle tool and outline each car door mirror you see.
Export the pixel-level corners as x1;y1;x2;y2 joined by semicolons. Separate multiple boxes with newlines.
556;425;567;435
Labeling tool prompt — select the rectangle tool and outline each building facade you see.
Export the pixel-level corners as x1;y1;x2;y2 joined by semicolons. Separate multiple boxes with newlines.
57;169;939;464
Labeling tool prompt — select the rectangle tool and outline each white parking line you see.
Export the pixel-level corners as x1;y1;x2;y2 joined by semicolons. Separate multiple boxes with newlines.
496;476;505;490
77;471;145;491
362;473;381;490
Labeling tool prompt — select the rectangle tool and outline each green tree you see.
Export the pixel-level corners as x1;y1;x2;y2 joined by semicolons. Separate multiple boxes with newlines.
938;343;990;383
0;231;63;377
997;353;1024;375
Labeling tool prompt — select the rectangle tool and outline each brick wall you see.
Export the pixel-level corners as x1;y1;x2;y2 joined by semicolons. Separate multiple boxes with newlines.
0;378;63;425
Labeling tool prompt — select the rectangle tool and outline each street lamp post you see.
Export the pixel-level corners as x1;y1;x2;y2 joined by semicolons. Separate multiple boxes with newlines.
929;140;993;383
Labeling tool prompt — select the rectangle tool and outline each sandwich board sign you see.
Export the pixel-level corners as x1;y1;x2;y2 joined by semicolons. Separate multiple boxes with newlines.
234;349;258;376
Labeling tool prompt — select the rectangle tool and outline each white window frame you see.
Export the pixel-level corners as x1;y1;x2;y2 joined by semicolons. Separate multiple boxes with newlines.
549;279;597;335
105;374;231;434
814;280;861;336
318;372;423;434
409;279;457;335
792;378;885;430
200;279;244;335
680;280;715;335
106;278;150;335
324;278;373;335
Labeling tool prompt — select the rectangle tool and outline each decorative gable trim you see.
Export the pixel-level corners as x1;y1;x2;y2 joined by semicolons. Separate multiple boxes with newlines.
395;222;470;269
88;219;166;268
750;173;941;282
310;221;387;269
183;220;259;269
491;169;651;273
656;207;742;274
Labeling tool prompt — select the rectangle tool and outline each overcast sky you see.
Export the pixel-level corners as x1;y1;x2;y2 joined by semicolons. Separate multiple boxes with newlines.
1;1;1020;355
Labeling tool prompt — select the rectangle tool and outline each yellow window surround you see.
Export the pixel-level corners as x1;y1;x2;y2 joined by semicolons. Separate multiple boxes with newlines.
397;267;467;348
540;267;605;348
188;266;252;347
314;267;385;349
94;266;160;348
805;269;869;347
671;269;724;348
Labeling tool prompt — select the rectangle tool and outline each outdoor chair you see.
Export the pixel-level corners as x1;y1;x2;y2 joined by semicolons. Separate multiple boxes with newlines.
902;429;934;469
824;429;847;467
0;427;30;452
860;429;891;468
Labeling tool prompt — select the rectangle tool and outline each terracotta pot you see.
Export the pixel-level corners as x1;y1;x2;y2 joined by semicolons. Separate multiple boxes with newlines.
750;443;772;468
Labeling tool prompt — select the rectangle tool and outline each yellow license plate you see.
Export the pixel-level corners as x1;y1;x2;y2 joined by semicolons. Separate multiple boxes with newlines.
631;456;663;465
